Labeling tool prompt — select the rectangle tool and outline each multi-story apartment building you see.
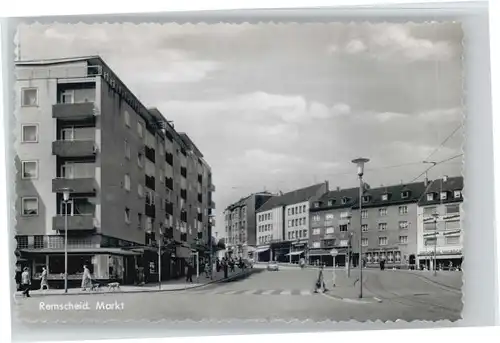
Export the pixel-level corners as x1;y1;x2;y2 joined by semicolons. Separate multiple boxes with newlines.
309;187;359;266
351;181;426;268
416;176;463;270
14;56;215;286
255;182;329;262
223;192;274;258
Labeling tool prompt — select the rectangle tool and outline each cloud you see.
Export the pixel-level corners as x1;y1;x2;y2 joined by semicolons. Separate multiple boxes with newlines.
345;39;367;54
376;112;407;122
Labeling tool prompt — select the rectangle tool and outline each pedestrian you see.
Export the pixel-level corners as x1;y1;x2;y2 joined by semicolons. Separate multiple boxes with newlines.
40;266;49;291
81;264;92;291
314;265;327;293
21;267;31;297
186;263;193;283
223;259;228;278
216;258;221;273
229;259;235;273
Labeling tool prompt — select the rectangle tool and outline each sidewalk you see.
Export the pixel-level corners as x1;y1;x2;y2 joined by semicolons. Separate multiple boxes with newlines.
388;268;462;290
16;268;250;298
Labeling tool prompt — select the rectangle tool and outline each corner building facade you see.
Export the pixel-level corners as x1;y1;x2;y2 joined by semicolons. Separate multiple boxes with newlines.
14;57;215;287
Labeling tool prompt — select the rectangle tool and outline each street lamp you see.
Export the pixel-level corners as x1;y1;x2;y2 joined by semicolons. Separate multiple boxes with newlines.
60;187;72;294
158;223;163;290
352;157;369;299
431;212;439;276
345;214;353;278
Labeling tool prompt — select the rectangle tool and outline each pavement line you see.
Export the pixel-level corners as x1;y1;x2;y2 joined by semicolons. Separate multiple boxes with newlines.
243;290;257;295
280;290;292;295
261;290;274;295
300;290;312;296
221;290;239;295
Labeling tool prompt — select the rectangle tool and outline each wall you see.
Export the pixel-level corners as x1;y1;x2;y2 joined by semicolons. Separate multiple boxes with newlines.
284;201;310;242
256;207;283;245
309;207;353;250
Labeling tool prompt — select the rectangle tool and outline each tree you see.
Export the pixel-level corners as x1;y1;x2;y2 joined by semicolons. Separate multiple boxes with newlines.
216;238;226;251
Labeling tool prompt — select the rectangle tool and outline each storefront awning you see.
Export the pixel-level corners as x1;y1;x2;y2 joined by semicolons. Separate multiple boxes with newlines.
308;249;333;256
19;248;141;256
255;246;270;253
286;250;304;256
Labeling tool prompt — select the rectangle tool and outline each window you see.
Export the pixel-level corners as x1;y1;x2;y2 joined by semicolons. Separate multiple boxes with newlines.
312;228;321;235
426;193;434;201
378;223;387;231
312;242;321;248
446;204;460;214
288;208;291;216
339;224;348;232
302;229;307;237
379;208;387;216
325;213;334;220
362;224;368;232
21;88;38;106
399;236;408;244
288;232;291;240
289;220;293;227
294;218;299;226
327;200;334;206
303;205;306;212
424;206;437;216
313;202;319;208
124;208;131;223
137;152;144;168
425;238;436;246
138;184;144;198
124;140;130;159
341;197;348;204
325;227;334;234
361;210;368;219
340;211;350;219
124;174;131;191
378;237;388;246
22;197;38;216
362;195;370;203
401;191;410;199
124;110;130;127
399;221;409;229
445;221;460;230
361;238;368;246
440;191;448;200
312;215;320;222
61;90;74;104
446;236;460;245
453;190;462;199
381;194;388;201
22;161;38;179
34;235;44;249
21;124;38;143
138;213;143;229
137;122;144;139
398;206;408;215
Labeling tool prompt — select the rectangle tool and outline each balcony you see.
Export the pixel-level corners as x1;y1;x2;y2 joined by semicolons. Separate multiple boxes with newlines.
145;175;156;190
52;177;96;194
209;200;216;209
52;215;95;231
197;193;202;203
209;184;216;192
181;167;187;178
165;201;173;215
197;213;203;222
180;189;187;200
145;146;156;163
52;140;96;157
52;102;96;120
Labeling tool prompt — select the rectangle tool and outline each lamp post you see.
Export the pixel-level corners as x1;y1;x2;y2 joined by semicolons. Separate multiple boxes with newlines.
352;157;369;298
345;214;353;278
60;187;72;294
158;223;163;290
431;212;439;276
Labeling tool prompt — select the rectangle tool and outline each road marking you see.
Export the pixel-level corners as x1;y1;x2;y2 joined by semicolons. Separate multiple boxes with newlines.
221;290;239;295
261;290;274;295
300;290;312;296
280;290;292;295
243;290;257;295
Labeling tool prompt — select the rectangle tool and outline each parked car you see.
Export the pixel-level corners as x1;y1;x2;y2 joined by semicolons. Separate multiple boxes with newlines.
267;261;279;271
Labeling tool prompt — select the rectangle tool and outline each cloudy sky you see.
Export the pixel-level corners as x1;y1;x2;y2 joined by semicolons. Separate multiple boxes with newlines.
18;22;464;236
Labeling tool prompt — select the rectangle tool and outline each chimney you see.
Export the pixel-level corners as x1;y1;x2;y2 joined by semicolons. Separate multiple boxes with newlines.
336;186;340;192
324;180;329;191
443;175;448;182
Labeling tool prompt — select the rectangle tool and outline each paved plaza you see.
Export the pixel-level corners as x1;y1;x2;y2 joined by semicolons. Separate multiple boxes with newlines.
14;265;462;323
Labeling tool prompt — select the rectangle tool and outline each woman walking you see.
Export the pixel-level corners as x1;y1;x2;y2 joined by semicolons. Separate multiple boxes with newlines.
81;265;92;291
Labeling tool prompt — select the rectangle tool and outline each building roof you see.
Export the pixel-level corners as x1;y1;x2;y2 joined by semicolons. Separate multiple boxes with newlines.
225;191;274;212
15;56;101;66
310;187;360;211
353;181;427;209
256;182;327;212
418;176;464;206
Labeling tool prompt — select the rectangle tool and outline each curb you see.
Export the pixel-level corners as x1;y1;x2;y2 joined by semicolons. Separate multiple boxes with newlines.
320;291;383;304
14;270;252;298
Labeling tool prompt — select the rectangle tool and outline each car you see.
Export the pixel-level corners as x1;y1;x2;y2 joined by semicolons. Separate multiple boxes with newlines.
267;261;279;271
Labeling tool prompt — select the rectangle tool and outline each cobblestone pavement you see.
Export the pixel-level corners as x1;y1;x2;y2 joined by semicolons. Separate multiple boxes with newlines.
13;267;462;323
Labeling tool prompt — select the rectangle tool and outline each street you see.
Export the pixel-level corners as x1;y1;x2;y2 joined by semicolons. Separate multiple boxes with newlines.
14;265;462;323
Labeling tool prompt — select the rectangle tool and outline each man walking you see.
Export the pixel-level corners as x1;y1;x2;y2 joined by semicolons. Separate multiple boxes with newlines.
21;267;31;297
40;266;49;291
314;265;328;293
185;263;193;283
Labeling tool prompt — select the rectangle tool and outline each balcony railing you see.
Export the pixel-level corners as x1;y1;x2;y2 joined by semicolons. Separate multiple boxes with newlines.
53;102;96;120
145;146;156;163
52;215;95;231
52;177;96;194
209;184;216;192
52;140;96;157
145;203;156;218
165;177;173;190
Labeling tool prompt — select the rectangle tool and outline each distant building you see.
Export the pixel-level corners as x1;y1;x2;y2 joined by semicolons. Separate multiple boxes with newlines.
255;182;329;263
223;192;274;258
416;176;463;270
309;187;359;266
